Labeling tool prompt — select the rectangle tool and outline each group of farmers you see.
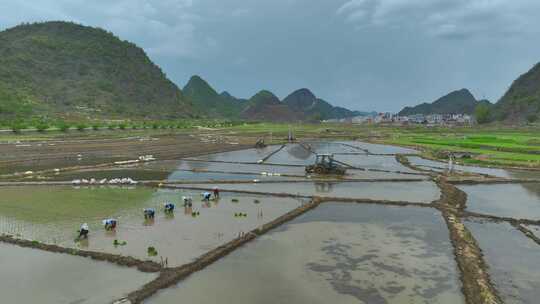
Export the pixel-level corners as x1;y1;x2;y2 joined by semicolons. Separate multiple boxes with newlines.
77;187;220;240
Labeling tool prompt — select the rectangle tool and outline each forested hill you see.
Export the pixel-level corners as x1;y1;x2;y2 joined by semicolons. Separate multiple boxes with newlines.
183;75;245;118
495;62;540;123
0;21;194;119
399;89;487;116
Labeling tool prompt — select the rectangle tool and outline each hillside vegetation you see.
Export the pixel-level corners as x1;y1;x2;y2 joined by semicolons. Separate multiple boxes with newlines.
0;22;364;123
495;62;540;123
184;77;365;122
240;90;300;122
399;89;489;116
0;21;193;120
183;75;245;118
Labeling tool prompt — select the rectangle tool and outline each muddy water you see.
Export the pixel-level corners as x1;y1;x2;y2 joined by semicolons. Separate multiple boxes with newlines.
167;170;297;181
176;159;305;174
190;145;280;162
338;141;418;155
34;160;304;182
266;143;417;168
173;160;421;180
459;184;540;219
0;243;156;304
306;141;366;154
0;186;302;266
35;167;170;182
345;169;426;180
265;144;316;165
179;181;439;203
465;219;540;304
146;203;462;304
408;156;540;179
335;154;419;173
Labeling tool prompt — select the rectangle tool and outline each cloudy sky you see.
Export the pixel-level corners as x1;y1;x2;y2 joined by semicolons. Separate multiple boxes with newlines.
2;0;540;112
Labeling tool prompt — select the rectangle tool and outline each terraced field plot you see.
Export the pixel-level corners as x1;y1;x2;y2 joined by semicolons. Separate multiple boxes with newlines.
146;204;463;304
176;181;440;203
465;220;540;304
459;183;540;219
0;186;303;266
0;243;156;304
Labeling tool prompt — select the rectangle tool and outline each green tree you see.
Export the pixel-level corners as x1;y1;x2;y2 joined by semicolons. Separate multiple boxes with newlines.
475;104;492;124
527;113;538;124
76;123;87;131
36;122;49;132
57;121;70;132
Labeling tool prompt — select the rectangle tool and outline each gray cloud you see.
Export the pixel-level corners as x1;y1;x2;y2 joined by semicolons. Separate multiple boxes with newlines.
337;0;540;39
1;0;540;112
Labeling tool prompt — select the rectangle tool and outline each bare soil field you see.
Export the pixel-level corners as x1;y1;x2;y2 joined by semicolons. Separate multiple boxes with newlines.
0;131;256;175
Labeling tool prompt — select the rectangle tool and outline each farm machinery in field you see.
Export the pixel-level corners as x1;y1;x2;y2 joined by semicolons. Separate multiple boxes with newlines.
305;154;346;175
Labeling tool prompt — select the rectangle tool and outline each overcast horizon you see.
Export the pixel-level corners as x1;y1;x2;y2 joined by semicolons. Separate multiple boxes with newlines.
2;0;540;112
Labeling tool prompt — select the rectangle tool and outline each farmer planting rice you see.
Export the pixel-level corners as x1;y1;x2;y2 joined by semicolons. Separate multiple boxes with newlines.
143;208;155;219
183;196;193;207
102;218;118;230
164;203;175;213
78;223;89;239
202;192;212;201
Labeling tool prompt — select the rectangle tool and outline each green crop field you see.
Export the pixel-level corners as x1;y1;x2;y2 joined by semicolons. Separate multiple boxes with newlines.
374;126;540;168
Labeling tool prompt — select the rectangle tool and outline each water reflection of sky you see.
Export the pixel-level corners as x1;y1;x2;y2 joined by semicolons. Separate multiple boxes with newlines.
459;184;540;219
147;203;463;304
465;220;540;304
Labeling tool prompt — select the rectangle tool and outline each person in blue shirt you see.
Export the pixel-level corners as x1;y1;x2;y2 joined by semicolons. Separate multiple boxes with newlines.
202;192;212;201
102;219;117;230
143;208;155;219
164;202;175;213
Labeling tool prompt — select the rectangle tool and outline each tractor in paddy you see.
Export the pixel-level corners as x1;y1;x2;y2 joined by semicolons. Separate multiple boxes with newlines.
305;154;346;175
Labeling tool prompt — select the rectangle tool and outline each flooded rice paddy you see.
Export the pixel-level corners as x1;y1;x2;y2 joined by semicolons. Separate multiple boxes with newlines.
0;186;303;266
465;219;540;304
335;154;418;173
147;203;463;304
459;183;540;219
337;141;418;155
189;145;281;163
407;156;540;179
2;139;538;303
0;242;156;304
177;181;439;203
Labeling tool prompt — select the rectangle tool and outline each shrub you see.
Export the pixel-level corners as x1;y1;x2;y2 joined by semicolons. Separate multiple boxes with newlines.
58;122;70;132
11;124;22;133
92;124;100;131
147;246;158;256
36;123;49;132
107;124;116;130
526;114;538;124
118;123;126;130
76;123;87;131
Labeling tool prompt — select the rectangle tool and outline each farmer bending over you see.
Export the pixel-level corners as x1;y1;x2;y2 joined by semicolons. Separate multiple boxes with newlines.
143;208;155;219
79;223;89;239
102;218;118;230
164;202;175;213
